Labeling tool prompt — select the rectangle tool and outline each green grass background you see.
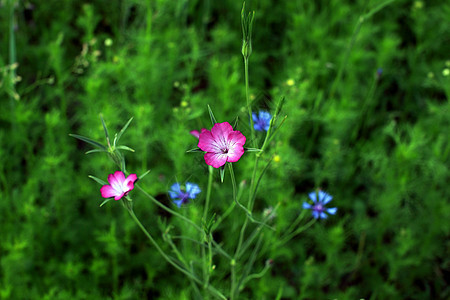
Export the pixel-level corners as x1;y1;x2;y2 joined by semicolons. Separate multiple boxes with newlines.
0;0;449;299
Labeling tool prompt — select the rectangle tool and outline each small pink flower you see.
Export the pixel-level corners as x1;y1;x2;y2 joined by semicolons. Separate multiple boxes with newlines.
100;171;138;200
190;130;200;139
198;122;246;168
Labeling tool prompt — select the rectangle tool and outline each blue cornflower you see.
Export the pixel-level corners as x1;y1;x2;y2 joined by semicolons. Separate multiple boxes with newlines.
302;190;337;219
169;182;201;208
252;111;272;131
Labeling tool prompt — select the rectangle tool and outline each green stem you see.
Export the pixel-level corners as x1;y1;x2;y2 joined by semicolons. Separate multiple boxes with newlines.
329;2;369;100
245;58;256;148
236;233;264;295
127;207;226;300
202;166;213;286
228;164;252;217
136;185;202;232
277;218;317;247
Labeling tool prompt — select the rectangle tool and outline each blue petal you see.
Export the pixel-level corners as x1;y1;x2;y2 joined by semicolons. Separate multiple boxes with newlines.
169;183;182;199
311;211;320;219
252;112;258;122
186;182;201;199
259;111;272;122
326;207;337;215
319;212;328;219
302;202;312;209
254;123;263;131
308;191;318;202
173;199;183;208
318;191;333;204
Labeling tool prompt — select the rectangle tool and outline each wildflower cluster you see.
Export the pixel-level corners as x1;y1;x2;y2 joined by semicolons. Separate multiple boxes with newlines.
70;3;338;299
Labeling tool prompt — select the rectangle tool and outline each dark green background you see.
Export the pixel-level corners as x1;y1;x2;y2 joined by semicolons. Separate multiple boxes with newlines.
1;0;449;299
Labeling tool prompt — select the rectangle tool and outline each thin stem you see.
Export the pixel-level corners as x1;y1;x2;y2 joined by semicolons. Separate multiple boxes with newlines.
166;236;202;299
127;207;226;300
277;218;317;247
136;185;202;232
237;203;279;258
329;1;369;99
171;236;232;260
236;233;265;296
228;163;252;217
245;58;256;148
202;166;213;286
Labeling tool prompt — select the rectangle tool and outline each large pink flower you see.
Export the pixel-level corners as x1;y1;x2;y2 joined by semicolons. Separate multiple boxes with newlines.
100;171;138;200
198;122;246;168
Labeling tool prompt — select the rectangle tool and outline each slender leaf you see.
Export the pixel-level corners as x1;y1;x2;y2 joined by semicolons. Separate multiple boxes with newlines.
186;147;204;153
115;117;134;146
232;116;239;129
220;165;226;183
116;145;135;152
85;149;108;155
100;198;113;207
100;114;110;143
207;104;217;125
244;148;262;152
69;134;106;150
139;170;151;180
88;175;107;186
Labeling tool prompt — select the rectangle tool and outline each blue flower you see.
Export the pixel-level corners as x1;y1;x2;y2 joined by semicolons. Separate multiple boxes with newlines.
302;190;337;219
252;111;272;131
169;182;201;208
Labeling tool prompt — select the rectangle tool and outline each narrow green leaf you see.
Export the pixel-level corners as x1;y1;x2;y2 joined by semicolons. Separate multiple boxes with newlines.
100;198;113;207
100;114;110;143
244;148;262;152
232;116;239;129
88;175;107;186
85;149;108;155
365;0;396;19
116;145;135;152
220;165;226;183
207;104;217;125
186;147;204;153
115;117;133;146
139;170;151;180
69;134;106;150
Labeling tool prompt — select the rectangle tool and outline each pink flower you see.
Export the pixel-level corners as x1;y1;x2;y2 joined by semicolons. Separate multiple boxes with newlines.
100;171;138;200
190;130;200;139
198;122;246;168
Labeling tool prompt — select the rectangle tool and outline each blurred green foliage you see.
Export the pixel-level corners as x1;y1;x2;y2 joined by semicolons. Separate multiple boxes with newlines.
1;0;449;299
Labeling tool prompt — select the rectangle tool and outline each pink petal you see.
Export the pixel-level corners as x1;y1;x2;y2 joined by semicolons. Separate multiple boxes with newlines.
198;129;220;152
227;131;246;147
190;130;200;139
114;192;125;201
226;145;245;162
204;152;228;168
211;122;233;139
124;174;138;192
101;185;118;199
108;171;125;191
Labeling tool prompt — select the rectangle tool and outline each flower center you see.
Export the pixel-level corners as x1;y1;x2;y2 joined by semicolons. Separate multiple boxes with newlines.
314;203;324;212
221;148;229;154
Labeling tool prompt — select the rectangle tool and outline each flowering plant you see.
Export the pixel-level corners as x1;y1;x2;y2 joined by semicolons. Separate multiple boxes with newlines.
69;3;337;299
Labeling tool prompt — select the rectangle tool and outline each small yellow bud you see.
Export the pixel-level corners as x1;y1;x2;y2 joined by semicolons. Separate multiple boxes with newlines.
413;1;423;9
104;38;113;47
113;56;119;63
273;155;281;163
442;68;450;76
286;79;295;86
181;100;188;107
